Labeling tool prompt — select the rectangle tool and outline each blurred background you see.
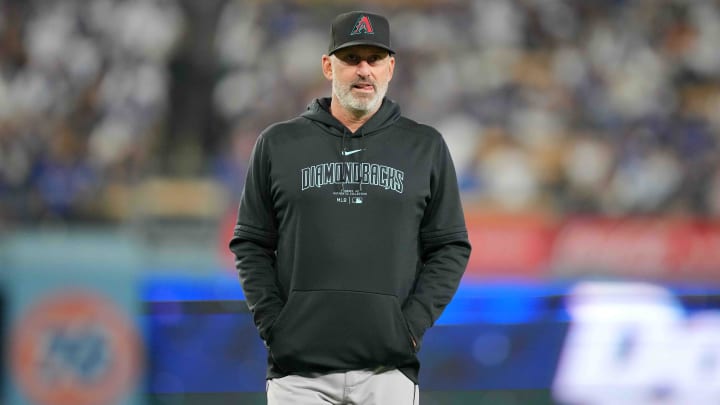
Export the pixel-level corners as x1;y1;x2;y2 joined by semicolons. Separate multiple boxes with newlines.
1;0;720;404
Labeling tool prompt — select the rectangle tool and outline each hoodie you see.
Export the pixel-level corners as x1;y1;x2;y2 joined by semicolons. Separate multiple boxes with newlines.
229;97;471;383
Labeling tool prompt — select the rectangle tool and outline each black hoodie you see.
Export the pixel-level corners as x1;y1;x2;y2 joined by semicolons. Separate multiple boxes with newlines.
229;97;471;383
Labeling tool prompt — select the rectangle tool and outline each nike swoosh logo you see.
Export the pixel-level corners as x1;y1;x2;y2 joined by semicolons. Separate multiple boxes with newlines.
341;149;365;156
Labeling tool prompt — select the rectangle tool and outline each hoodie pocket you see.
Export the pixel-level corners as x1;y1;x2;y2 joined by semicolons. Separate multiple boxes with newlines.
268;289;415;373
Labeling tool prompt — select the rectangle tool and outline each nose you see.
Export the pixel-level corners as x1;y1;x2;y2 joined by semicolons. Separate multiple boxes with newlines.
356;60;372;76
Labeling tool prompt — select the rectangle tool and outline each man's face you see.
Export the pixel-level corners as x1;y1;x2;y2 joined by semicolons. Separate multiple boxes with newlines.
322;45;395;115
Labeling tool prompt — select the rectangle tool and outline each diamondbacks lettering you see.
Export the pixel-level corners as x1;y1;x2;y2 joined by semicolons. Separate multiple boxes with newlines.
301;162;404;193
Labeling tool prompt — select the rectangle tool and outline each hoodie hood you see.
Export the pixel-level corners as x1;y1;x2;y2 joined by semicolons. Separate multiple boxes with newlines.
301;97;401;137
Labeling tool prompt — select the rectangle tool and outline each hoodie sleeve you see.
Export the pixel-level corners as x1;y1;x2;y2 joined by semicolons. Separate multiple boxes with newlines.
402;135;472;351
228;133;284;344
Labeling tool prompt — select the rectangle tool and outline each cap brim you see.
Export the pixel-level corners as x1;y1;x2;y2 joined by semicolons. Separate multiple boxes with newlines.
329;41;395;55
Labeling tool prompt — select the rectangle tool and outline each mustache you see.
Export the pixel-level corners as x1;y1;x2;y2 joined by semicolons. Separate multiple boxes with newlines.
351;80;376;88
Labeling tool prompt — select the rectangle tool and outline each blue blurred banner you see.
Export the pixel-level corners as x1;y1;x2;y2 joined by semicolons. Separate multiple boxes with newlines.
142;275;720;404
3;264;720;404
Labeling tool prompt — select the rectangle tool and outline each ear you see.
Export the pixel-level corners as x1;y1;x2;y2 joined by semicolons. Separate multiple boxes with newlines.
387;55;395;82
322;55;333;80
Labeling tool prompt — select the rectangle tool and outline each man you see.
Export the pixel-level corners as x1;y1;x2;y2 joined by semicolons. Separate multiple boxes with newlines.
229;10;471;405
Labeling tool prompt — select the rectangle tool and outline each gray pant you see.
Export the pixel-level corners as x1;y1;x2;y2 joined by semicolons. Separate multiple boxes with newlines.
266;368;419;405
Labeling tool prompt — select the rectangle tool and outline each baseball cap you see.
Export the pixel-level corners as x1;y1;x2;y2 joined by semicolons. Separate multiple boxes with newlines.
328;11;395;55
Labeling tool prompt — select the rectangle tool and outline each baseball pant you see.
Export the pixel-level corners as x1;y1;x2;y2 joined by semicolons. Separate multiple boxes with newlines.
266;368;419;405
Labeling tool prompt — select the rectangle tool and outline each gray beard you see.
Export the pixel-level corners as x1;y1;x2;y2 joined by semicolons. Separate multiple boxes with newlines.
333;79;387;116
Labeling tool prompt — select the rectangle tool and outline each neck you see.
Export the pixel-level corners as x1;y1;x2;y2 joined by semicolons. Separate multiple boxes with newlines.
329;96;380;133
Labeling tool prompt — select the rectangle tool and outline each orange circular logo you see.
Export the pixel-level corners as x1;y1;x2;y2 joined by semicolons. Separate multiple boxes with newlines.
10;291;142;405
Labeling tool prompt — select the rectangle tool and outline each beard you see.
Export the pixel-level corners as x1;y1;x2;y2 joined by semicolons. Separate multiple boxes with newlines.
332;75;388;116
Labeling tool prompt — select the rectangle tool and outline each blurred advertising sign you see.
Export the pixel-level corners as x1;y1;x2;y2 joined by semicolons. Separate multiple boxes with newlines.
553;282;720;405
464;214;556;278
551;218;720;281
5;271;144;405
218;210;720;280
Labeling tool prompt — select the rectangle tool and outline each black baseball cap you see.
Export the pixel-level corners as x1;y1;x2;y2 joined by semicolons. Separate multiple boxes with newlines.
328;11;395;55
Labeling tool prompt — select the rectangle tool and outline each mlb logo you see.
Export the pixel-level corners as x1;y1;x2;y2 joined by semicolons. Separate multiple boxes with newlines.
350;197;363;204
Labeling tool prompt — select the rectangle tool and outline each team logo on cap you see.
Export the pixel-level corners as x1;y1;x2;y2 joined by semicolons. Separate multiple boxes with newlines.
350;15;374;35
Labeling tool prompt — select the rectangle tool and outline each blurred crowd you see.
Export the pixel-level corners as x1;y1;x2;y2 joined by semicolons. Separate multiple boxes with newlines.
0;0;184;223
1;0;720;225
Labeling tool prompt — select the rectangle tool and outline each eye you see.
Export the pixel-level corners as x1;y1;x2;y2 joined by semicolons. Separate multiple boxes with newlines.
367;55;381;64
343;54;361;65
